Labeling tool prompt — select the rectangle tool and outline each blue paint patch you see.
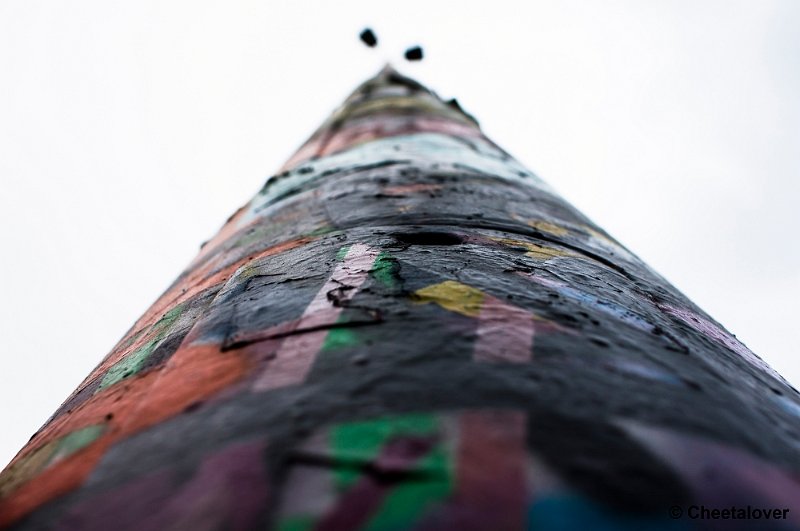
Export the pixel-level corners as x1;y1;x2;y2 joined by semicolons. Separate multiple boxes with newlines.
530;275;654;332
608;360;683;386
775;395;800;418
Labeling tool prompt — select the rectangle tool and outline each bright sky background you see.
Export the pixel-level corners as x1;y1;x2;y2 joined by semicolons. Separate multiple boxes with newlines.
1;0;798;468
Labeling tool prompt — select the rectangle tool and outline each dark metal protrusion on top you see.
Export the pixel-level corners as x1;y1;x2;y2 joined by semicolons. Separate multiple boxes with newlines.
404;46;424;61
359;28;377;48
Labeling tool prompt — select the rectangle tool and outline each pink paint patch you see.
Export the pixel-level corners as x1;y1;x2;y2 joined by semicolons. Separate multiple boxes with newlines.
252;330;329;391
456;411;528;525
417;410;528;531
473;295;535;363
252;244;380;391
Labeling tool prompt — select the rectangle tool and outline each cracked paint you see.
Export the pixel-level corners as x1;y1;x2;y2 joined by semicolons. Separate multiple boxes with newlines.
1;66;798;531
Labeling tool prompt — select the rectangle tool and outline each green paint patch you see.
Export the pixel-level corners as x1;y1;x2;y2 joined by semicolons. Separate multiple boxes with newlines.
330;413;442;490
327;413;453;530
275;515;315;531
370;252;400;289
335;245;352;261
116;327;145;353
0;423;106;496
322;325;360;352
96;302;186;393
97;339;158;391
154;303;185;333
364;446;452;531
47;424;106;466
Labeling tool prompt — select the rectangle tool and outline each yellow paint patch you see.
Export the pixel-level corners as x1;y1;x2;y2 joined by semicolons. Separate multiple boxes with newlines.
527;220;569;237
491;237;575;261
524;245;574;260
413;280;485;317
510;213;569;237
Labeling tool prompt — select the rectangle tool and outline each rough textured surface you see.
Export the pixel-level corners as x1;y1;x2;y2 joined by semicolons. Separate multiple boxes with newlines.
1;66;799;530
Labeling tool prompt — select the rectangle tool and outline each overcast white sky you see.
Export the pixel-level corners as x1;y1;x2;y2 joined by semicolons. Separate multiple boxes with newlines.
0;0;798;468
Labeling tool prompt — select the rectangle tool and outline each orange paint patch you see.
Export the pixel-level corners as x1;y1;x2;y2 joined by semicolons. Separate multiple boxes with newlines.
0;437;115;527
1;238;316;525
123;342;252;433
80;237;314;387
187;205;251;268
0;341;253;526
0;370;160;526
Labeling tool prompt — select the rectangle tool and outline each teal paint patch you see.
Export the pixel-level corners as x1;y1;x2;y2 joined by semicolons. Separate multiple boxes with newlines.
155;303;184;332
528;496;689;531
96;302;187;392
47;424;106;466
96;339;158;391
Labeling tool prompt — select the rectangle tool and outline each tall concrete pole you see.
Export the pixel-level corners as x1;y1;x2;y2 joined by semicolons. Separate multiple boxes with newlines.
2;67;799;530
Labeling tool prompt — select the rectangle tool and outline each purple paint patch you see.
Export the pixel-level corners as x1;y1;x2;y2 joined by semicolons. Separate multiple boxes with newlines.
60;469;177;531
59;439;269;531
142;438;270;531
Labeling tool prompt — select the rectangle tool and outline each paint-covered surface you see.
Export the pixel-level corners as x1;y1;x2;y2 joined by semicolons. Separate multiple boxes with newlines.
1;67;798;530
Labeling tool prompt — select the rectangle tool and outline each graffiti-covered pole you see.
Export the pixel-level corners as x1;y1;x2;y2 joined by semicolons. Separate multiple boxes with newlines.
2;67;799;530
